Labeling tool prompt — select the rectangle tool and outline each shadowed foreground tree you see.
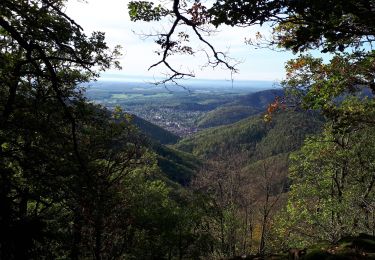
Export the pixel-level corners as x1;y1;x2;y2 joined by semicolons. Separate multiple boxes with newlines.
0;0;120;258
0;0;212;259
1;1;216;258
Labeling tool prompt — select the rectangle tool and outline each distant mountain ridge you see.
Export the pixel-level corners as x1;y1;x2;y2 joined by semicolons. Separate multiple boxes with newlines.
234;88;284;107
196;88;284;128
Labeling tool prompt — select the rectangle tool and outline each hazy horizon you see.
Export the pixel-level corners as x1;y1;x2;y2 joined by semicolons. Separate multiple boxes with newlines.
89;73;281;91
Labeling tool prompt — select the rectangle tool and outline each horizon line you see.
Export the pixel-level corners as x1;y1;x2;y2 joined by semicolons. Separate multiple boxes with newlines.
98;73;281;83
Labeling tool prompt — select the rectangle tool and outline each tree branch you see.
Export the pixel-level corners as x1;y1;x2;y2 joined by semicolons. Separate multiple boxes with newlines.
133;0;238;85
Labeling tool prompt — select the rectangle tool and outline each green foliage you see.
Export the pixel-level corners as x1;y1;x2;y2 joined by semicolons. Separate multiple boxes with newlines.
175;111;322;256
128;1;170;22
277;110;375;245
153;144;201;185
124;172;214;259
197;105;259;128
200;0;375;250
284;53;375;115
131;114;180;144
176;114;266;157
0;0;213;258
209;0;374;53
4;0;375;257
0;0;121;257
296;234;375;260
197;89;284;128
176;110;322;159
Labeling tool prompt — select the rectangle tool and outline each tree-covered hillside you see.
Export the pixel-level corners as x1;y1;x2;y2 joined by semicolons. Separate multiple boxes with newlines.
197;89;284;128
127;113;199;185
234;89;284;108
151;143;201;186
196;105;259;128
177;110;322;159
131;114;180;144
171;110;324;257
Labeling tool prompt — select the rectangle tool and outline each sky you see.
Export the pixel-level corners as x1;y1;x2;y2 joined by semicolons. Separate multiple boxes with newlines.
65;0;298;81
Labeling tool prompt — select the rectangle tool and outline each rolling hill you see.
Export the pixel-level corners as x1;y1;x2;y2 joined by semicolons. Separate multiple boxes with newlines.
196;105;260;128
175;109;323;160
196;89;284;128
128;114;200;185
131;114;180;145
151;143;201;185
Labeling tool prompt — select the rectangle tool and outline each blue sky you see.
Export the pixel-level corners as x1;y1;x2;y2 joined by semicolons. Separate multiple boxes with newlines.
66;0;298;81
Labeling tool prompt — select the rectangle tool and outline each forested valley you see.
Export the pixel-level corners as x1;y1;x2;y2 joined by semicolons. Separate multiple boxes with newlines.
1;0;375;259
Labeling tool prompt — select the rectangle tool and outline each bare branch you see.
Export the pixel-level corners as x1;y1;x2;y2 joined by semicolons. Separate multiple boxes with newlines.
131;0;239;85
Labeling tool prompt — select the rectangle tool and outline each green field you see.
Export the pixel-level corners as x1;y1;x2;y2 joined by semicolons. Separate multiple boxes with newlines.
111;93;173;99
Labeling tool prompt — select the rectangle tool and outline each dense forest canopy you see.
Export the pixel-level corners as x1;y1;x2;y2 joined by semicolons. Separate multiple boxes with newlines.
1;0;375;259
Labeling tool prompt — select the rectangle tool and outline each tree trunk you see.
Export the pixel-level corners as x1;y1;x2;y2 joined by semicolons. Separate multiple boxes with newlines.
71;210;83;260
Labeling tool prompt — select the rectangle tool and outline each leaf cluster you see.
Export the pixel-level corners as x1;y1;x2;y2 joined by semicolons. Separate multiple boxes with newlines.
128;1;170;22
209;0;375;53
